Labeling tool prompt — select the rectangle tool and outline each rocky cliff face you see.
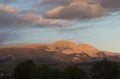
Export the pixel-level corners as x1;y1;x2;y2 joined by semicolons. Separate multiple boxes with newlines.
0;40;120;64
45;40;98;56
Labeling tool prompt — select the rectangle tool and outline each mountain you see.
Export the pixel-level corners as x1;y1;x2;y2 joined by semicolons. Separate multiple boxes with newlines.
0;40;120;64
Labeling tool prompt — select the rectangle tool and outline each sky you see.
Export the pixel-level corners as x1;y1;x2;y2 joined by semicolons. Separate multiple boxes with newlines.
0;0;120;52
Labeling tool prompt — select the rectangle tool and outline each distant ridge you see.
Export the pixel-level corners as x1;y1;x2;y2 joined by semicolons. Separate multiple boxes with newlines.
0;40;120;64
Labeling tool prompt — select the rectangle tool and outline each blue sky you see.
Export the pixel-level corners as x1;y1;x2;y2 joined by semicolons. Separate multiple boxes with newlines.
0;0;120;52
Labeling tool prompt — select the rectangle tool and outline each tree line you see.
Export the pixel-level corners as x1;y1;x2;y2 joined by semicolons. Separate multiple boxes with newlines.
2;59;120;79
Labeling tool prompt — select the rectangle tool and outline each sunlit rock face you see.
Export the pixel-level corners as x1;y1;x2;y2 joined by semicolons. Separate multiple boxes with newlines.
44;40;98;56
0;40;120;64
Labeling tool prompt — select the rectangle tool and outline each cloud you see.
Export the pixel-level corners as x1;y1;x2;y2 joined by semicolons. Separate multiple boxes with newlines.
44;1;107;19
40;0;72;6
41;0;120;7
101;0;120;10
0;3;71;28
2;11;120;46
0;2;73;45
42;0;120;19
18;13;72;28
0;3;18;27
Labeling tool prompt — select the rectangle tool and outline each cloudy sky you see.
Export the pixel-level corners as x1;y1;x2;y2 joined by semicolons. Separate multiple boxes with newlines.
0;0;120;52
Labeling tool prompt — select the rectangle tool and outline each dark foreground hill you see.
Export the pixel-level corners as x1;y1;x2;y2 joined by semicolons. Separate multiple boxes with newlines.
0;40;120;64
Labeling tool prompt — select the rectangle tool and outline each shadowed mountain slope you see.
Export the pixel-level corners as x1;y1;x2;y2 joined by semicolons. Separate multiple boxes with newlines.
0;40;120;64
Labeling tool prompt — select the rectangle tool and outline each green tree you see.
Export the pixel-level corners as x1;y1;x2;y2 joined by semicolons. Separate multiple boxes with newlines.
13;60;36;79
91;59;120;79
63;66;87;79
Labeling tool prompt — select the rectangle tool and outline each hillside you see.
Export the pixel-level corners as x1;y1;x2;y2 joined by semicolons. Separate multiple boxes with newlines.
0;40;120;64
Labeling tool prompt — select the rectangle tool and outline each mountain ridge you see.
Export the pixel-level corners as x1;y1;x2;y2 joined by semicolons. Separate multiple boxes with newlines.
0;40;120;64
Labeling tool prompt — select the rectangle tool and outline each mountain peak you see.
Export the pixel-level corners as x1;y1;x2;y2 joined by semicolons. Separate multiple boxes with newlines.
0;40;120;64
45;40;98;55
54;40;76;45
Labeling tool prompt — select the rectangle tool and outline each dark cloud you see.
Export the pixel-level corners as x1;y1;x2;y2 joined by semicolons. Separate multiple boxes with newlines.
44;2;107;19
42;0;120;19
101;0;120;9
41;0;120;8
18;13;71;28
40;0;71;6
0;4;18;27
0;3;71;28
